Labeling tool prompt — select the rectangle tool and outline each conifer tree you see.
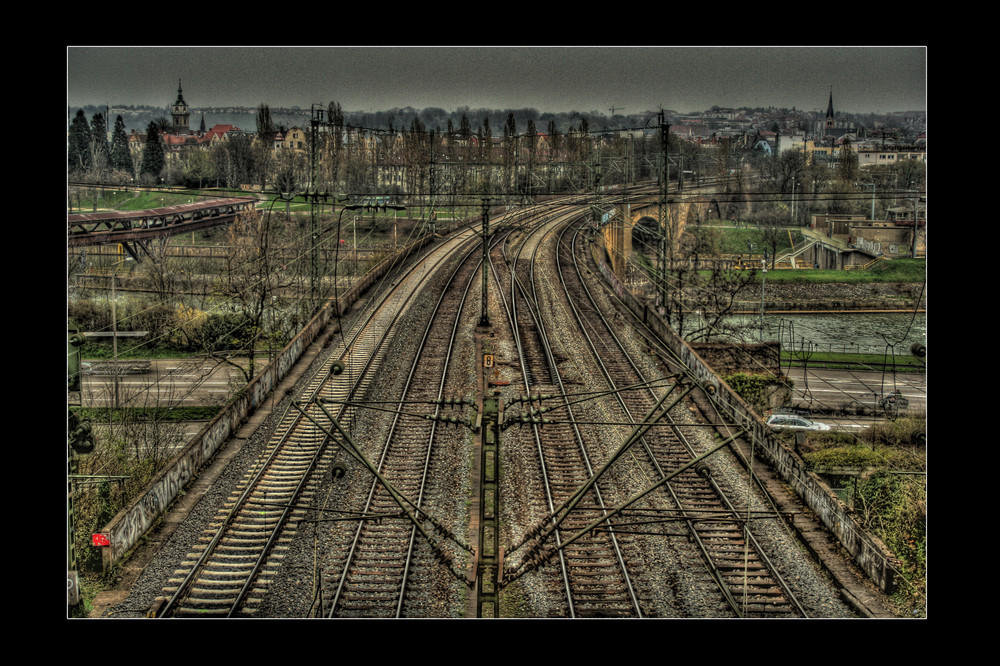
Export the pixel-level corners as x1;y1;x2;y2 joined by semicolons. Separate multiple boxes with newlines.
140;121;165;181
90;112;110;173
110;115;133;176
68;109;91;172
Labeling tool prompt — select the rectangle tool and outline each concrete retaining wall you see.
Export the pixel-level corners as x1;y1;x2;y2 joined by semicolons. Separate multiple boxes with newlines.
589;241;898;593
98;230;440;569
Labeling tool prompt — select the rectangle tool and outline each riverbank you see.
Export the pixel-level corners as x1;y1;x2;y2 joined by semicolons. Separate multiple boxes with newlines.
736;281;926;313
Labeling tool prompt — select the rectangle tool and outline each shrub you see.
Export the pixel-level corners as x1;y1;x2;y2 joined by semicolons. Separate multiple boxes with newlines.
854;471;926;599
201;311;254;352
862;416;926;448
804;445;884;469
69;298;109;332
171;303;206;350
723;372;784;412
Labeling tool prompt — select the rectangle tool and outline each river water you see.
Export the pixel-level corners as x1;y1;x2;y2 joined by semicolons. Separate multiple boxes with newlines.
722;311;927;356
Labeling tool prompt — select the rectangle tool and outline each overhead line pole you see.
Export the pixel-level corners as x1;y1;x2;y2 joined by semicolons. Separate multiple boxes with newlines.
309;104;326;311
658;112;670;313
479;197;491;328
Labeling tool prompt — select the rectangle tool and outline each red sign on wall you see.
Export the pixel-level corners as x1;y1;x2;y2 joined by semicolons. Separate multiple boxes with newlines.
92;533;110;547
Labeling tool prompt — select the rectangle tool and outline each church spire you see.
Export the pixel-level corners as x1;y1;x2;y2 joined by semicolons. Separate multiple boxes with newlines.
171;79;190;134
825;87;835;129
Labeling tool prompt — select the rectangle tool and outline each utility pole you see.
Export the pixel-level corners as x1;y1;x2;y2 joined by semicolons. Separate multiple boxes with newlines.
793;176;798;223
429;132;436;235
658;112;670;313
309;104;326;311
479;198;491;327
760;252;768;341
477;384;502;616
863;182;875;220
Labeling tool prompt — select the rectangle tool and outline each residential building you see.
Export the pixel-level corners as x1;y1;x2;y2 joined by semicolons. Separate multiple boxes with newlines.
856;148;926;168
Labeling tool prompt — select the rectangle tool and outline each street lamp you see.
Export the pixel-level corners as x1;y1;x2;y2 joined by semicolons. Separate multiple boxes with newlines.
323;204;364;295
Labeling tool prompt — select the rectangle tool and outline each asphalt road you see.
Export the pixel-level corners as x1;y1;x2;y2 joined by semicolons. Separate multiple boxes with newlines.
77;357;266;408
783;366;926;430
77;359;926;437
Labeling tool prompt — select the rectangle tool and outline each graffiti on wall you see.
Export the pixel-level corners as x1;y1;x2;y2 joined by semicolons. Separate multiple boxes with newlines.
109;451;195;558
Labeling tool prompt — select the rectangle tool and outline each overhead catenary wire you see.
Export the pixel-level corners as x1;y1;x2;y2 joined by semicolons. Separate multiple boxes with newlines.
71;195;430;417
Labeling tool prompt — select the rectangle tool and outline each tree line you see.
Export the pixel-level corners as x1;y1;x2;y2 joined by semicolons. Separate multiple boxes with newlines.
68;101;925;213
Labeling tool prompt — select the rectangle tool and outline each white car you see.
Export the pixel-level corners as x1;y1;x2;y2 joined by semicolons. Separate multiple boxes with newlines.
766;414;831;432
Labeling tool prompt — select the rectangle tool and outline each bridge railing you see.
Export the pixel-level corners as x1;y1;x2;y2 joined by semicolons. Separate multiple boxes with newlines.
68;198;257;247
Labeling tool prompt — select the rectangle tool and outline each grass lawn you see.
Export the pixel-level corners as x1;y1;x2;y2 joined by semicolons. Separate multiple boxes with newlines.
781;350;925;371
761;258;925;284
691;223;925;284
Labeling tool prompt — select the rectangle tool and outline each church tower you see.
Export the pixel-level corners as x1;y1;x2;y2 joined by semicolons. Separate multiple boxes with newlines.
172;79;190;135
825;88;835;131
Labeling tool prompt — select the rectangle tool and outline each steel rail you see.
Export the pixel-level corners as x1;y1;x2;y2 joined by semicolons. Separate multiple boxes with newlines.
489;212;575;612
327;234;482;617
158;228;476;617
498;203;642;617
561;218;809;617
522;209;642;617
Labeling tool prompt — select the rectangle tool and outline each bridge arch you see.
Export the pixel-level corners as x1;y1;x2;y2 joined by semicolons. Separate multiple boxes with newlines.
598;194;719;281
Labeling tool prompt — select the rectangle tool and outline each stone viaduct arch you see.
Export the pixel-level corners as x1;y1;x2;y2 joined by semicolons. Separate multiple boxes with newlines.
600;195;718;280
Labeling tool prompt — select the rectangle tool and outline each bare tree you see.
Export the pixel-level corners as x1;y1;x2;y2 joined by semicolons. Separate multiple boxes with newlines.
214;208;293;383
73;365;188;571
751;208;786;269
660;228;760;342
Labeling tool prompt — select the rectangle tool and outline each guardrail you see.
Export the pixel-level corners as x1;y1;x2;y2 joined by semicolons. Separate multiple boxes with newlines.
843;255;884;271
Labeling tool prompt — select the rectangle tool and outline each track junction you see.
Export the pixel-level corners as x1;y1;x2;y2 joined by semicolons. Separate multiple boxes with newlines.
104;194;885;618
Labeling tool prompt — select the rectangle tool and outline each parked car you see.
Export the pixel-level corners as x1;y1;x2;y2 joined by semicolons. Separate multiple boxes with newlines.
766;414;831;432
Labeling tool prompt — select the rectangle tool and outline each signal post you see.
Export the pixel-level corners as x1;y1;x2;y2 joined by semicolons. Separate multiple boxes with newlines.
473;331;503;617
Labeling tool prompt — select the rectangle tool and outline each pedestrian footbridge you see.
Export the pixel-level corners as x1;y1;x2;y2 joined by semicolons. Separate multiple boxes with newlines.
68;198;256;261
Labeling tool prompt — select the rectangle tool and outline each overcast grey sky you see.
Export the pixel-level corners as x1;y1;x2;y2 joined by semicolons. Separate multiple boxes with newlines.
67;46;926;116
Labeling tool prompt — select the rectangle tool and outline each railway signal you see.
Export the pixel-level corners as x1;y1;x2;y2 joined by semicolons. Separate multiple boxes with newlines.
68;326;85;392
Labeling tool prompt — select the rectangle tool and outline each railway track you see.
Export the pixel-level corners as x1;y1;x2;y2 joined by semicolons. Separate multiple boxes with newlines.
139;189;850;618
490;204;643;617
152;229;479;617
552;216;808;617
321;237;482;618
